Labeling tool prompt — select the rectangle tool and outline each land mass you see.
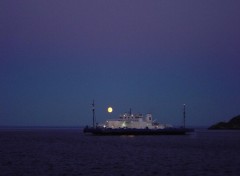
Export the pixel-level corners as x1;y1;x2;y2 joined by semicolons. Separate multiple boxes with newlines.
209;115;240;130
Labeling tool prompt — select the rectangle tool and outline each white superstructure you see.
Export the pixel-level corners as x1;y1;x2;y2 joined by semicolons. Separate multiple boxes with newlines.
100;112;172;129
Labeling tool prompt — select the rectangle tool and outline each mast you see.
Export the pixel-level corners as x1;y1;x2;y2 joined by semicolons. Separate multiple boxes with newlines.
92;100;95;128
183;104;186;128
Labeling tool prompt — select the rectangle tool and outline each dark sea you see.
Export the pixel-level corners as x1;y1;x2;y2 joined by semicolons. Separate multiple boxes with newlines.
0;127;240;176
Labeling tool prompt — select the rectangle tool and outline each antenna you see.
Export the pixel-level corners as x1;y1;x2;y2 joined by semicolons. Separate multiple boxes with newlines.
92;100;95;128
183;104;186;128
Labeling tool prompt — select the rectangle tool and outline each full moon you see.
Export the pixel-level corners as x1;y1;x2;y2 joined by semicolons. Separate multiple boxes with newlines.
108;107;113;113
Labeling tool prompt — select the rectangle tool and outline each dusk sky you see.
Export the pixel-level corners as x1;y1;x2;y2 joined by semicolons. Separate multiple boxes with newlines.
1;0;240;127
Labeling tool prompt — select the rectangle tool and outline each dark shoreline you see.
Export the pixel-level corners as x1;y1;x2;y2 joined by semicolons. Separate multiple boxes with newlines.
209;115;240;130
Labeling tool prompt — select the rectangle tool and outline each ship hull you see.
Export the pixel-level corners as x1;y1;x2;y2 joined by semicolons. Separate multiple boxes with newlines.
83;127;194;135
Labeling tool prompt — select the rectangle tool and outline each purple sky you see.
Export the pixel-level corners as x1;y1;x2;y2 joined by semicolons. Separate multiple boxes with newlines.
1;0;240;126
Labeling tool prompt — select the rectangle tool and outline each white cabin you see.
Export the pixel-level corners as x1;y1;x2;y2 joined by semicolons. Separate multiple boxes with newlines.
100;113;172;129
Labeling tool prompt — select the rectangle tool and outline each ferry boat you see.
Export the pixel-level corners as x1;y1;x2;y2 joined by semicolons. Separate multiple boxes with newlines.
83;101;194;135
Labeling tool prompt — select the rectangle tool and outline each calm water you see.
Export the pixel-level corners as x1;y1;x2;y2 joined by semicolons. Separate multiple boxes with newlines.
0;128;240;176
